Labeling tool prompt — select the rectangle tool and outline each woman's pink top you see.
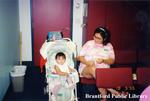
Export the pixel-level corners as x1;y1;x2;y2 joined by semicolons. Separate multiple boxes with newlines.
78;40;115;75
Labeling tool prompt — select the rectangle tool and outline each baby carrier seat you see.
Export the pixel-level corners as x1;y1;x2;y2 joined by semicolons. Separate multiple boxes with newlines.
40;36;78;101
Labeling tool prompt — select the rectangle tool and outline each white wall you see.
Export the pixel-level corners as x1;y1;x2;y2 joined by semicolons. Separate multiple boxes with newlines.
19;0;84;61
72;0;84;54
19;0;32;61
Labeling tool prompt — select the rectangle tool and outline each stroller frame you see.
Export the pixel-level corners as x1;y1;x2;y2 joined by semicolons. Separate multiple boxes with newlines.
41;38;79;101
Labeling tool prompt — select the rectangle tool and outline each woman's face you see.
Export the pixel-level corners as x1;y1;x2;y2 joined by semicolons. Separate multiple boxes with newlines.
93;33;103;44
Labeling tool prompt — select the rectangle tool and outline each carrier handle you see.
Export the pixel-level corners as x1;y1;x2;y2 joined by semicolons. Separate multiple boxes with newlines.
63;38;71;41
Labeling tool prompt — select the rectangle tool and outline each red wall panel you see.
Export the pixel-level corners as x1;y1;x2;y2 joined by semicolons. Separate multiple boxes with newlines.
87;1;107;41
87;1;141;50
32;0;71;66
106;2;125;50
87;1;145;64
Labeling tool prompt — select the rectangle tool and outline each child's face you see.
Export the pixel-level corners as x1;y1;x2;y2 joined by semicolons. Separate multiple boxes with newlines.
56;56;65;65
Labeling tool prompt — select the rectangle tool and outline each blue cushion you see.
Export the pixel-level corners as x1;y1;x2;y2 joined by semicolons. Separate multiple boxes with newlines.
47;31;62;41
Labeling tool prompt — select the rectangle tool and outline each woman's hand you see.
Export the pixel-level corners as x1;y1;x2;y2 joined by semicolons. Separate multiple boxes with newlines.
96;58;103;64
86;60;95;66
96;58;115;65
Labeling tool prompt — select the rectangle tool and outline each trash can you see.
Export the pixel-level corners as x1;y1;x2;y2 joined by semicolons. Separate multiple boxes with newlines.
10;65;27;92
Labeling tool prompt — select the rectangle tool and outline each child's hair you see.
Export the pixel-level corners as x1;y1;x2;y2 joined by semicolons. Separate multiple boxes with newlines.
55;52;66;59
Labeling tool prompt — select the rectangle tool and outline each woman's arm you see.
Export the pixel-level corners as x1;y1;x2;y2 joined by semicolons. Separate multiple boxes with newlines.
103;43;115;65
96;58;115;65
96;43;115;65
103;58;115;65
54;65;69;76
77;56;95;66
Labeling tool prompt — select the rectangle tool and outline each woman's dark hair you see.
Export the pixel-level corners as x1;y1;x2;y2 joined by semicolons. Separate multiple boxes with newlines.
93;27;111;45
55;52;66;59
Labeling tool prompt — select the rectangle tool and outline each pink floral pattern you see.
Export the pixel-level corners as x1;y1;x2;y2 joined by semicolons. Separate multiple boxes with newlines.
79;40;115;74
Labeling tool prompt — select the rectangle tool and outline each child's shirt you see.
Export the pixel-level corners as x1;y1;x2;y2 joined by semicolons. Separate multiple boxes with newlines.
55;62;70;73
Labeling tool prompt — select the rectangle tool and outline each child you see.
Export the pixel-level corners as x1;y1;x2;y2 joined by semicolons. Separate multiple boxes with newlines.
50;52;78;100
54;52;75;76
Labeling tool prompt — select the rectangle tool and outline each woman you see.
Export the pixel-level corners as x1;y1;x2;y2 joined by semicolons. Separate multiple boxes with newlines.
77;27;119;101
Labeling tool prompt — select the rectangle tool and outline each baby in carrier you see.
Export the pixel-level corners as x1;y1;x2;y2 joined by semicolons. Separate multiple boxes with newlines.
40;31;78;100
54;52;77;88
49;52;78;100
54;52;75;77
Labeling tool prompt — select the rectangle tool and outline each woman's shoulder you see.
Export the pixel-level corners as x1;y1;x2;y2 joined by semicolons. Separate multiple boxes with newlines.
85;40;94;45
105;43;114;48
83;40;95;48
